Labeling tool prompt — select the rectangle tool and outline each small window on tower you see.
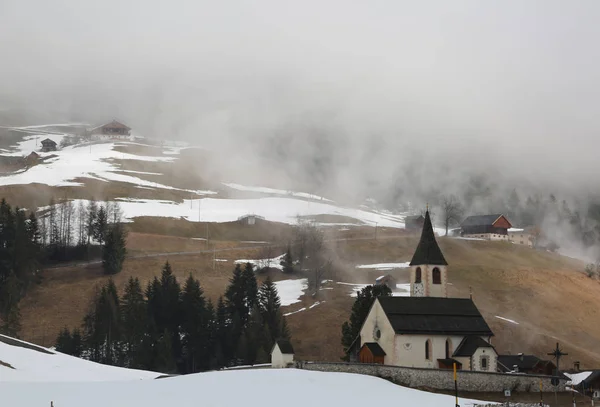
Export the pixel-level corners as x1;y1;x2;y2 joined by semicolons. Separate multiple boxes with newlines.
415;267;422;283
432;267;441;284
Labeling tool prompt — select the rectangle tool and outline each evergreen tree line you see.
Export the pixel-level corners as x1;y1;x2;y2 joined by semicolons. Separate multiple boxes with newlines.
56;261;291;374
0;199;41;337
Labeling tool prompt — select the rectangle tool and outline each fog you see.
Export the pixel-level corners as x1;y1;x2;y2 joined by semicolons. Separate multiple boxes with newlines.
2;1;600;257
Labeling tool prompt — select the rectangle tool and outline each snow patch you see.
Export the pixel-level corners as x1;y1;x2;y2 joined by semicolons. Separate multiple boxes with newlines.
274;279;308;306
356;262;410;270
495;316;519;325
235;254;285;271
392;283;411;297
565;371;593;385
283;308;306;316
224;183;332;202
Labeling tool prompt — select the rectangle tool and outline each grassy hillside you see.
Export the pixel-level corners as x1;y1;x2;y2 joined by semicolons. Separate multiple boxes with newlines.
18;231;600;370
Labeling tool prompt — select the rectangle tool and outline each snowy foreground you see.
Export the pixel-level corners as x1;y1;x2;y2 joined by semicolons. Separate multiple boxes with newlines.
0;335;158;382
0;368;491;407
0;334;492;407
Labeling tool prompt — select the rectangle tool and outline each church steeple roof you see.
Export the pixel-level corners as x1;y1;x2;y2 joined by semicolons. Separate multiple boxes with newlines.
409;210;448;266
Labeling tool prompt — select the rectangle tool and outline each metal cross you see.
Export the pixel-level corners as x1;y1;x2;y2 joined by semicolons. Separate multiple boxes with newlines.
548;342;568;373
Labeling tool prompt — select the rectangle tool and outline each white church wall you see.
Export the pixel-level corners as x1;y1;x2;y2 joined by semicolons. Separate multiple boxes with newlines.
393;334;464;368
359;300;396;365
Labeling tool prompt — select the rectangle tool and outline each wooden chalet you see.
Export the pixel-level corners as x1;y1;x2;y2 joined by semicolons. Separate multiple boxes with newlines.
460;214;512;240
92;120;131;138
40;138;57;152
405;215;425;232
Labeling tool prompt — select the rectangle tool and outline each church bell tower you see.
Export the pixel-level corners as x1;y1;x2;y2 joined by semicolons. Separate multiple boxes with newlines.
409;210;448;298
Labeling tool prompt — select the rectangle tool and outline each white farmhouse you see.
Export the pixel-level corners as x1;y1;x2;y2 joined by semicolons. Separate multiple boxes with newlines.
353;210;497;372
271;340;294;368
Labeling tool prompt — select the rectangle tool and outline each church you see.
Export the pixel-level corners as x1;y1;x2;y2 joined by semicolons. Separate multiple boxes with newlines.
353;210;497;372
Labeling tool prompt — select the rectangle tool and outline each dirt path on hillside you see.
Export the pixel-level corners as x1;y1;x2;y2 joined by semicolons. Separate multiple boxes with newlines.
43;234;406;270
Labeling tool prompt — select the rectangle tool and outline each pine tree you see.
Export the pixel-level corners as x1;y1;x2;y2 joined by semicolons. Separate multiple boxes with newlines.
280;246;294;273
0;200;15;283
205;299;217;369
214;296;231;367
83;280;122;365
0;272;21;337
55;327;73;354
147;262;182;370
71;328;83;357
258;276;286;344
102;223;127;275
86;200;98;245
241;262;258;320
98;279;122;365
121;277;147;368
225;264;246;324
155;329;177;373
244;304;269;365
341;284;391;358
180;274;209;373
93;205;108;244
82;287;103;362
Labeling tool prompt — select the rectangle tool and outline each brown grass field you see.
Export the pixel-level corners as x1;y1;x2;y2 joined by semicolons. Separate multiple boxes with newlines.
18;229;600;371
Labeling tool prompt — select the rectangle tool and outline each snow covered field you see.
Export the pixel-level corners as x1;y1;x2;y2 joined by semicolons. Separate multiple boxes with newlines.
0;335;158;382
224;182;332;202
54;197;407;228
0;367;490;407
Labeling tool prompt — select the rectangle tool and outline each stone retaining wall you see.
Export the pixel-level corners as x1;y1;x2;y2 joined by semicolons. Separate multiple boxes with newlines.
298;362;567;393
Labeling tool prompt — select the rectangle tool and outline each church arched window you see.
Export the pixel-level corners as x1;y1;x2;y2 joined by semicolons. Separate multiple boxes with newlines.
425;339;432;360
432;267;441;284
445;338;452;359
415;267;422;283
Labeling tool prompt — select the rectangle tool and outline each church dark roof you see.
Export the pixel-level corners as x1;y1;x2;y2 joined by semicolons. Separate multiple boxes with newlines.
377;297;493;336
362;342;386;357
453;336;495;357
409;210;448;266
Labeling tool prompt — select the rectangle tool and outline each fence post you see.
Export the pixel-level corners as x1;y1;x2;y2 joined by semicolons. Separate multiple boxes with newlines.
453;362;459;407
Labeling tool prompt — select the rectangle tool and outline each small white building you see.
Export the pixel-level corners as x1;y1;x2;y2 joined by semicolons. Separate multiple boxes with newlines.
352;210;497;372
507;227;535;248
271;340;294;368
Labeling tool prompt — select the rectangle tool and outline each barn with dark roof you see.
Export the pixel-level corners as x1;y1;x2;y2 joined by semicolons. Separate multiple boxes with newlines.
460;214;512;241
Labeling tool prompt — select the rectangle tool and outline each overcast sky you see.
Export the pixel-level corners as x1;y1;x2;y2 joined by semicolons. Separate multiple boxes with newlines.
1;0;600;192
